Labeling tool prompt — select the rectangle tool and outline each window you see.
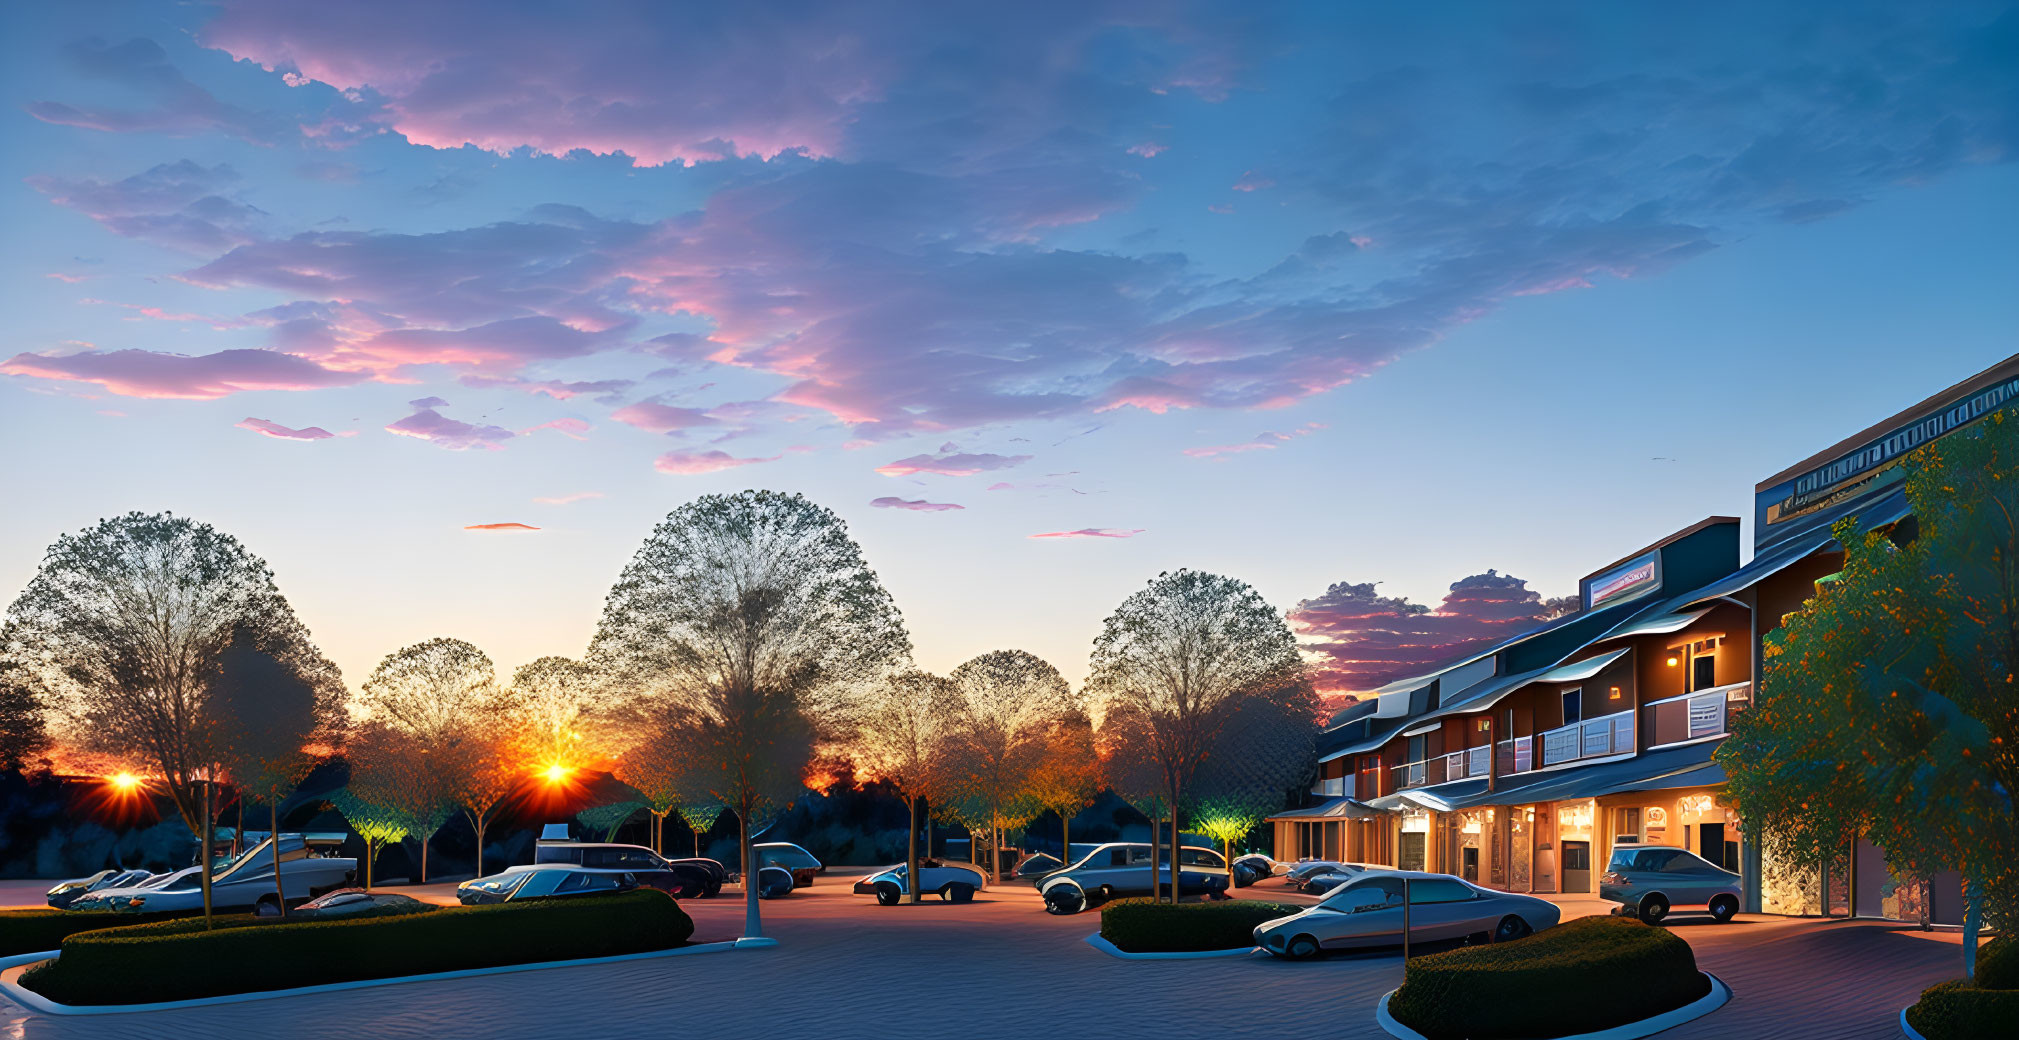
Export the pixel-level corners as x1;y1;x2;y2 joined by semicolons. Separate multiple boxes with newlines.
1109;849;1130;867
1407;734;1428;762
1561;687;1583;725
1125;846;1153;866
556;871;622;893
1408;878;1476;904
1327;877;1405;912
1180;848;1224;868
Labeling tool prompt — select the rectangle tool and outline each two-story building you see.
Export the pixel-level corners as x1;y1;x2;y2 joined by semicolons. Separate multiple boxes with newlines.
1269;351;2018;924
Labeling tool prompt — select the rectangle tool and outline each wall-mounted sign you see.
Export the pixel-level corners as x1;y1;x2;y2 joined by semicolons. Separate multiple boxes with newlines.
1583;551;1661;610
1756;362;2019;549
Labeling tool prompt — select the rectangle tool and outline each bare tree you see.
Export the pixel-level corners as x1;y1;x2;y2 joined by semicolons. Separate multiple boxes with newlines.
589;491;909;938
352;638;521;877
843;670;958;902
1089;569;1307;902
2;512;341;926
944;650;1076;883
511;656;612;771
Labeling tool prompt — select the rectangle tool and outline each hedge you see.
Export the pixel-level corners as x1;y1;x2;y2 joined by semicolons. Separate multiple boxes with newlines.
1973;937;2018;990
1099;899;1302;953
1388;916;1709;1040
0;909;201;957
18;891;695;1006
1906;979;2019;1039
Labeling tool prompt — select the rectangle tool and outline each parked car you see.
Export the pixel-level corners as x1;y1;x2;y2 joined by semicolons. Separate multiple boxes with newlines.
533;841;725;898
852;859;989;905
46;868;153;909
457;866;644;905
1282;859;1348;885
283;888;430;919
1599;844;1742;924
1230;854;1279;888
1254;870;1562;959
1295;865;1374;896
1014;852;1064;879
755;865;797;899
66;835;353;915
1036;842;1230;915
752;842;822;887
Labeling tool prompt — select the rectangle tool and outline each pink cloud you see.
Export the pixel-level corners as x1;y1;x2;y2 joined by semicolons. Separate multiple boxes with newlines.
654;449;781;474
610;401;719;434
1232;171;1274;192
1182;426;1320;458
1128;142;1168;158
0;347;363;400
520;417;591;439
237;417;337;441
876;451;1031;477
1029;528;1144;539
384;398;514;451
871;497;964;512
533;491;603;505
1291;571;1572;700
465;522;540;532
1206;203;1234;214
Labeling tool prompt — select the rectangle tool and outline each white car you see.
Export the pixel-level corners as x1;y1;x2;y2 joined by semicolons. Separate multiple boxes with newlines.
1253;870;1562;959
68;834;355;914
852;860;988;904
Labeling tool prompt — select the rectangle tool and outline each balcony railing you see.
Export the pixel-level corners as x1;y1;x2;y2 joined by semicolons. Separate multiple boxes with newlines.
1310;776;1356;799
1496;735;1534;776
1647;681;1752;747
1391;745;1496;789
1539;708;1635;767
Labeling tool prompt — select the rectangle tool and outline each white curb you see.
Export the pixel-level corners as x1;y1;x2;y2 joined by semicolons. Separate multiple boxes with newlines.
1377;971;1729;1040
0;940;748;1016
1083;933;1263;960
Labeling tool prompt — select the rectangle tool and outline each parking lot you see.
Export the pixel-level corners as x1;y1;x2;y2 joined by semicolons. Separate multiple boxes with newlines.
0;869;1970;1039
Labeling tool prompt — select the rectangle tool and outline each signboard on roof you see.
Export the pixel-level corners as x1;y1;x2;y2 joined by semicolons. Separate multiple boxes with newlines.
1755;356;2019;550
1582;550;1660;611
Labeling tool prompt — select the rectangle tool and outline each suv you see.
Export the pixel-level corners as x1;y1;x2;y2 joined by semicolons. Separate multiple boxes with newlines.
533;842;725;898
1036;842;1229;914
1599;845;1742;924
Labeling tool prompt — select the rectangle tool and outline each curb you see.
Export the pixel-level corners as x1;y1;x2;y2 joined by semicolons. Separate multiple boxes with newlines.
0;939;748;1016
1900;1006;1928;1040
1377;971;1730;1040
1083;933;1263;960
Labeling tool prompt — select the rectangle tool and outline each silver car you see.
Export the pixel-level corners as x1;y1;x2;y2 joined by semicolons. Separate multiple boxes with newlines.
1599;845;1742;924
1037;842;1229;914
851;859;989;904
1254;870;1561;959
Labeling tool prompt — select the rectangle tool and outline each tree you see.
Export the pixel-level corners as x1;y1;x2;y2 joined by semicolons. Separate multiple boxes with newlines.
579;799;646;842
345;722;452;884
612;702;691;856
352;638;522;877
681;803;726;857
0;659;50;772
210;628;341;916
2;512;341;926
842;670;958;903
1024;709;1103;866
1189;684;1317;863
1720;409;2019;980
590;491;910;938
511;656;611;771
944;650;1076;883
330;785;412;891
1088;569;1308;902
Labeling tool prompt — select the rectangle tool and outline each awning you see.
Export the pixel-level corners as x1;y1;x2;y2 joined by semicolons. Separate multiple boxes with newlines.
1594;608;1713;645
1531;647;1631;684
1438;741;1727;810
1265;796;1389;822
1680;530;1836;608
1402;721;1441;737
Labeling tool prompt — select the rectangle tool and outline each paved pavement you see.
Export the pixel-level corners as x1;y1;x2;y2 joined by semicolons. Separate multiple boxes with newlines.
0;870;1965;1039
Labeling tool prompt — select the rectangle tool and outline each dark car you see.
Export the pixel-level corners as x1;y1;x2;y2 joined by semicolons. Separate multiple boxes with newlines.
751;842;822;888
457;866;645;905
46;868;153;909
282;888;431;919
534;842;725;898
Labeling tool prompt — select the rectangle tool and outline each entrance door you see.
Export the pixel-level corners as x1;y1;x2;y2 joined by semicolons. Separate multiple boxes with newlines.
1700;823;1734;871
1461;846;1479;882
1399;831;1426;872
1562;841;1592;893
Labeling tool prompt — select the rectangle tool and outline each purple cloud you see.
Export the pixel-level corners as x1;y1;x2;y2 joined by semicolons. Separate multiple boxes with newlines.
871;497;964;512
533;491;603;505
1;347;363;399
236;417;337;441
29;161;265;253
27;37;284;143
384;398;515;451
1029;528;1144;539
653;449;781;474
610;400;719;434
876;452;1032;477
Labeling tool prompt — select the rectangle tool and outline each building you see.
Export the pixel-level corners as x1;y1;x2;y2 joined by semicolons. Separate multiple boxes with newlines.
1269;351;2019;924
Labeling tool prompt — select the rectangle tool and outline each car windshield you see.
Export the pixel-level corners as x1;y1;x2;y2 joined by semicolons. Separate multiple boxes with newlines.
756;845;816;869
1319;876;1407;912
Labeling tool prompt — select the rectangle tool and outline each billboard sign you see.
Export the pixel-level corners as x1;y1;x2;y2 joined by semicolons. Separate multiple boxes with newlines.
1583;551;1660;611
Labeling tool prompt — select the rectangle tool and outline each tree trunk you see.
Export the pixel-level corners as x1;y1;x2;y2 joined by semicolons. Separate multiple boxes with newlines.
364;840;375;890
200;778;215;929
1148;808;1161;903
272;801;287;918
741;809;763;939
1964;881;1983;981
234;796;244;857
694;828;702;858
420;832;429;884
472;811;488;878
1062;811;1070;865
907;795;921;905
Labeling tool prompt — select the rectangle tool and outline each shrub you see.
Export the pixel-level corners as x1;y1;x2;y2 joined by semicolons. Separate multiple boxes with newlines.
0;909;199;957
19;892;694;1006
1099;898;1301;953
1973;937;2019;991
1906;979;2019;1039
1388;916;1709;1040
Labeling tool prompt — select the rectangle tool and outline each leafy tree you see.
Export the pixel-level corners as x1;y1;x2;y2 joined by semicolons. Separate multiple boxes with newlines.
613;704;688;855
579;799;647;843
511;656;611;771
345;722;452;883
353;638;521;876
1188;680;1317;863
210;628;341;916
680;803;726;858
2;512;341;926
330;784;412;891
590;491;910;937
1720;409;2019;980
1024;709;1103;865
841;670;958;902
1089;569;1307;902
0;659;49;772
944;650;1076;883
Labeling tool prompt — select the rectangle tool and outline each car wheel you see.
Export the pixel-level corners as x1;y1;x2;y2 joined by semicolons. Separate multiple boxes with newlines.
1285;934;1321;960
1494;915;1532;942
875;882;903;906
1042;884;1086;915
1638;894;1670;925
944;883;975;904
1708;895;1738;923
253;895;282;918
703;879;722;898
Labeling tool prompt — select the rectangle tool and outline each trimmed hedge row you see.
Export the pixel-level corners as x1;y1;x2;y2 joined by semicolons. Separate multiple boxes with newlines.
1099;898;1302;953
1389;916;1709;1040
1906;939;2019;1040
0;909;201;957
19;892;694;1006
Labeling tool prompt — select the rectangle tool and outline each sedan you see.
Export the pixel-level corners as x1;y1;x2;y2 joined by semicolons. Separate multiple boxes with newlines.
457;866;643;905
68;835;354;915
1230;854;1278;888
533;841;724;898
46;868;153;909
1254;870;1561;959
752;842;822;887
1037;842;1230;915
1599;845;1742;924
853;860;988;904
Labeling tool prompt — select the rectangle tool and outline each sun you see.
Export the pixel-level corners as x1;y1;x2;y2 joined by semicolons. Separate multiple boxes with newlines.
109;772;140;792
542;763;569;784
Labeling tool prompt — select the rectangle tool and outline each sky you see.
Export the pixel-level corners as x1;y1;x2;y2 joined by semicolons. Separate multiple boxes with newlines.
1;1;2015;708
